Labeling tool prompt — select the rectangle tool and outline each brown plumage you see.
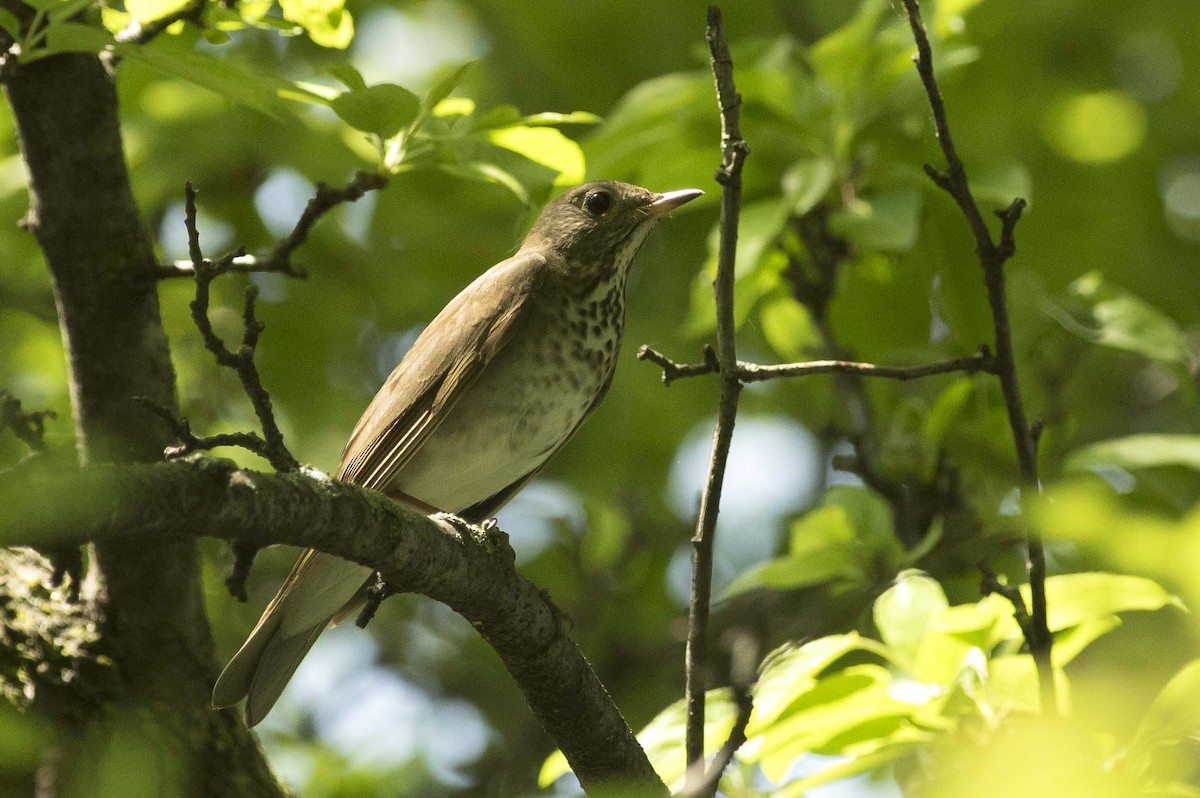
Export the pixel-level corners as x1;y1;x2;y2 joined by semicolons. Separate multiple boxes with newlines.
212;180;701;726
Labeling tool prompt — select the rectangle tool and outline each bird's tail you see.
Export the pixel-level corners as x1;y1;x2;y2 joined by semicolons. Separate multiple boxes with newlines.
212;550;373;726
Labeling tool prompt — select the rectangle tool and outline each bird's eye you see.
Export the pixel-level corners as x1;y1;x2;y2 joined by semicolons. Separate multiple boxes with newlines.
583;190;612;216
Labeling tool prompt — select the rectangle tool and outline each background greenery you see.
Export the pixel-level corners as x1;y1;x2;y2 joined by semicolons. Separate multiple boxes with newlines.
2;0;1199;795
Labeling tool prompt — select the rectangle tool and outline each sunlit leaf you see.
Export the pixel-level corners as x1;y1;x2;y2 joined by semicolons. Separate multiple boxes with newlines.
750;634;875;733
873;571;949;673
1128;658;1200;772
278;0;352;49
37;21;114;55
1043;272;1187;365
1066;434;1200;474
330;83;420;138
125;0;192;24
1024;573;1184;634
487;126;584;185
759;291;819;362
435;161;529;204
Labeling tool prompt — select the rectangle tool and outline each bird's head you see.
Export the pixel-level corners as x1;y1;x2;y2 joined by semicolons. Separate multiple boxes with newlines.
523;180;702;286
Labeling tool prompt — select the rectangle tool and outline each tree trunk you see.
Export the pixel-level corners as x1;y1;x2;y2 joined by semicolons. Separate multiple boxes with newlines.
4;49;284;797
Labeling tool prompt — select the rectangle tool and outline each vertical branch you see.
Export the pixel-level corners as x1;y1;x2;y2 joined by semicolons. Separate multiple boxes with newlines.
899;0;1054;712
684;5;750;790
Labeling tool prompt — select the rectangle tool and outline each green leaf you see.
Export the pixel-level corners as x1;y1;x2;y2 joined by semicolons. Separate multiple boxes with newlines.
487;126;585;185
1066;434;1200;474
759;292;819;361
124;0;191;24
922;378;974;451
828;187;924;252
750;634;874;733
1043;272;1187;365
435;162;529;205
0;8;21;39
424;61;476;109
774;742;924;798
114;36;328;118
46;0;96;24
873;571;949;672
1024;573;1184;634
970;159;1033;207
1129;659;1200;772
782;155;836;216
745;665;913;781
319;61;366;92
37;21;114;55
278;0;352;49
330;83;420;139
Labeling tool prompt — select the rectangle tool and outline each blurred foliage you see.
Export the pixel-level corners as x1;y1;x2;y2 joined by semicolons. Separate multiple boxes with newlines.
2;0;1199;795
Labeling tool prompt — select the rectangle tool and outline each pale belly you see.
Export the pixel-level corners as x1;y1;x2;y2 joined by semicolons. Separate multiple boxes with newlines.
390;319;618;513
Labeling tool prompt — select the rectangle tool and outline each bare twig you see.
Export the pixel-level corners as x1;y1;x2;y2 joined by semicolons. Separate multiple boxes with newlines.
684;6;749;788
900;0;1053;711
980;564;1035;645
156;171;390;280
638;345;997;385
115;0;205;44
681;631;758;798
180;182;299;474
636;344;719;386
0;390;56;451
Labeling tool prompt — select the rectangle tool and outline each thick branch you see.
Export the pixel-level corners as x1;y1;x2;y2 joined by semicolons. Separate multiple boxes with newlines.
684;5;749;787
0;458;666;795
900;0;1053;711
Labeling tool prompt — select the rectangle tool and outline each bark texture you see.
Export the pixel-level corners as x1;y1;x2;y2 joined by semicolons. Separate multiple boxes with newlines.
2;457;666;794
4;50;282;797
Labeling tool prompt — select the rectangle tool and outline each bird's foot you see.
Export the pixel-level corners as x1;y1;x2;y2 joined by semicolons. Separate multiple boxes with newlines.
432;513;515;563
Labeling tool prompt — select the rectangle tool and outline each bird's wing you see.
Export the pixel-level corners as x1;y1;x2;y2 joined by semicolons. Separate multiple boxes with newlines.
337;249;548;494
213;251;549;724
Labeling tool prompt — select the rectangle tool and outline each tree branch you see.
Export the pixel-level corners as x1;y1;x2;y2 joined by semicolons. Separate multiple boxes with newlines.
684;6;749;788
173;182;299;474
637;345;997;385
153;171;389;280
0;457;667;795
900;0;1053;712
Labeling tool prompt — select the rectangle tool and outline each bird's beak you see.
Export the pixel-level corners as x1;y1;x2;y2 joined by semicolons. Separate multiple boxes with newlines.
645;188;704;218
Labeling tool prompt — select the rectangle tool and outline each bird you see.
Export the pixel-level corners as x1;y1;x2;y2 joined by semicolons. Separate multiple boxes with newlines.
212;180;702;725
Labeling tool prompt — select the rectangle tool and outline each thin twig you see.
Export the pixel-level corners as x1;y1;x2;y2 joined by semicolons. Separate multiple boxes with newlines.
638;345;997;385
900;0;1054;712
182;182;299;474
684;6;749;789
0;390;56;451
980;564;1035;645
153;171;388;279
680;631;758;798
